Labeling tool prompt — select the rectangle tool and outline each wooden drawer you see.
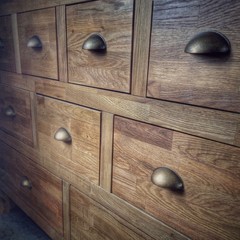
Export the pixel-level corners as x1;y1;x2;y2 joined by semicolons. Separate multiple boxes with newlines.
18;8;58;79
112;116;240;240
148;0;240;112
70;186;153;240
66;0;133;92
0;85;34;146
0;141;63;237
0;15;16;72
37;95;101;185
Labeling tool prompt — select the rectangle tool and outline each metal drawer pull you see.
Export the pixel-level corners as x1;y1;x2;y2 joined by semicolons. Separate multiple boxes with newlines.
4;106;16;117
54;127;72;143
185;31;231;55
151;167;184;191
82;33;107;52
21;177;32;189
27;35;42;48
0;38;4;49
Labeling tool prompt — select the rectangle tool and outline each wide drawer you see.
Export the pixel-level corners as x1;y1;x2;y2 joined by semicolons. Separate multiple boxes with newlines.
18;8;58;79
0;141;63;237
70;186;152;240
0;15;16;72
0;85;34;146
148;0;240;112
37;95;101;185
66;0;133;92
112;116;240;240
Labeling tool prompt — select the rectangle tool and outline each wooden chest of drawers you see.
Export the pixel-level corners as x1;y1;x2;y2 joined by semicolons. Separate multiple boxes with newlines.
0;0;239;240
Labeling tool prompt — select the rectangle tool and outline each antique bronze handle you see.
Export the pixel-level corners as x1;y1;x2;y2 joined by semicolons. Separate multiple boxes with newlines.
54;127;72;143
82;33;107;52
185;31;231;55
151;167;184;191
4;106;16;117
21;177;32;189
27;35;42;48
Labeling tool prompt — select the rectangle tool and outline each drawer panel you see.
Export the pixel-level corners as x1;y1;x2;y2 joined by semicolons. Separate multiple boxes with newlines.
70;186;152;240
0;85;33;146
0;142;63;236
18;8;58;79
112;116;240;240
0;15;16;72
67;0;133;92
148;0;240;112
37;95;101;185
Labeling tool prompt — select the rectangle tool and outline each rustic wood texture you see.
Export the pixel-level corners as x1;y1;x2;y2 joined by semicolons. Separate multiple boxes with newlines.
112;116;240;240
100;112;114;191
0;141;63;237
36;95;101;185
0;15;16;72
56;5;68;82
67;0;133;92
35;80;240;147
0;84;33;146
63;181;70;240
131;0;152;97
18;8;58;79
70;186;153;240
148;0;240;112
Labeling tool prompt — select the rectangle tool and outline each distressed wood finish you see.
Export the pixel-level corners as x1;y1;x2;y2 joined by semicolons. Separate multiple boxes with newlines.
18;8;58;79
70;186;153;240
0;142;63;238
36;95;101;185
67;0;133;92
148;0;240;112
0;84;33;146
0;15;16;72
112;116;240;240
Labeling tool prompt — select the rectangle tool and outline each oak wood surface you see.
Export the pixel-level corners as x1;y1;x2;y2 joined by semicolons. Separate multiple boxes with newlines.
148;0;240;112
18;8;58;79
67;0;133;92
112;116;240;240
0;15;16;72
63;181;70;240
36;95;101;185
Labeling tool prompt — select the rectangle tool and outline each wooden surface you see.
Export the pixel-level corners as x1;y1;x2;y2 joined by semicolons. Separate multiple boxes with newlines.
112;116;240;240
63;181;70;240
67;0;133;92
0;84;33;146
37;95;101;185
148;0;240;112
18;8;58;79
0;15;16;72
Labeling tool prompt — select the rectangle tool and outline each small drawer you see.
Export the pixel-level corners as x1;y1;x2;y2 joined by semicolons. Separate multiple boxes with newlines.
18;8;58;79
0;15;16;72
148;0;240;112
0;85;34;146
37;95;101;185
70;186;152;240
0;142;63;237
112;117;240;240
66;0;133;92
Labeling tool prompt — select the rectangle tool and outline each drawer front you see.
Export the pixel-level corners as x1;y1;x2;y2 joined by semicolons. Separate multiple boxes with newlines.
0;85;33;146
0;15;16;72
70;186;152;240
37;95;101;185
67;0;133;92
112;117;240;240
148;0;240;112
18;8;58;79
0;142;63;236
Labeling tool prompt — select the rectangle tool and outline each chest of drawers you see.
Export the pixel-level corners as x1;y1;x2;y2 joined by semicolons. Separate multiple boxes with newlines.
0;0;239;240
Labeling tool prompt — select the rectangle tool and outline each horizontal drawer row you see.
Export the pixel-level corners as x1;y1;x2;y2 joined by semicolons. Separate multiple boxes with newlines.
1;0;240;112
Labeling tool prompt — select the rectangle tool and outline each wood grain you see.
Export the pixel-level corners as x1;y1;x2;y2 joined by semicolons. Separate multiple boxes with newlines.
148;0;240;112
0;15;16;72
63;181;70;240
18;8;58;79
112;116;240;240
67;0;133;92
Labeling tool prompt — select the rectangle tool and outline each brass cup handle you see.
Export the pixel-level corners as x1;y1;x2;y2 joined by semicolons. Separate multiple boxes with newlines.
27;35;42;48
4;106;16;117
82;33;107;52
151;167;184;191
21;177;32;189
54;127;72;143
